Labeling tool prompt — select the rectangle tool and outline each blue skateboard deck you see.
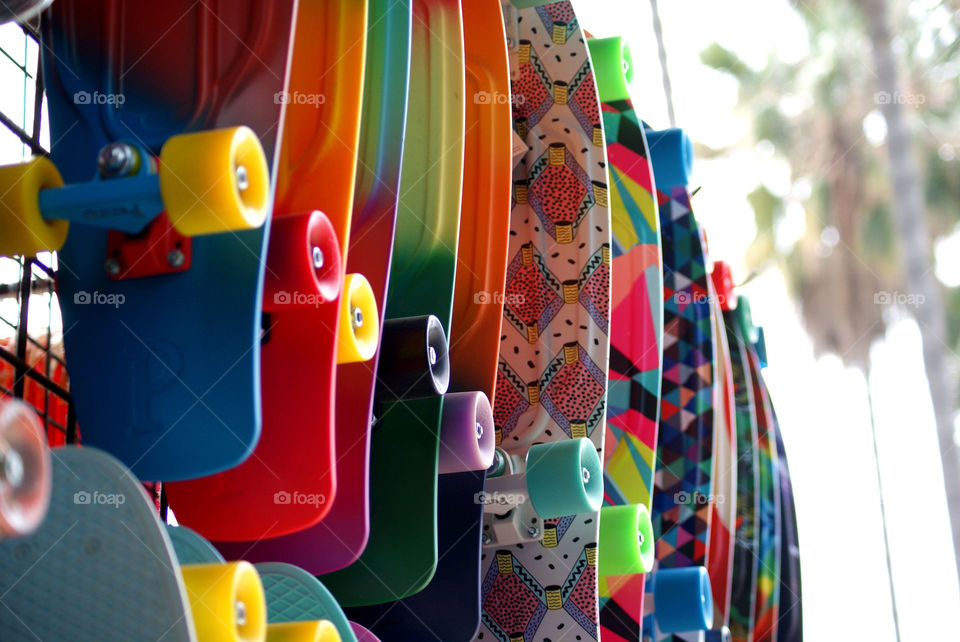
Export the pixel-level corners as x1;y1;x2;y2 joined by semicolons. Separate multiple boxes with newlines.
42;0;295;480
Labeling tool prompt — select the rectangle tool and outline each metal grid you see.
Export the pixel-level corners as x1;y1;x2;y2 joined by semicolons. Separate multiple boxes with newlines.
0;15;77;445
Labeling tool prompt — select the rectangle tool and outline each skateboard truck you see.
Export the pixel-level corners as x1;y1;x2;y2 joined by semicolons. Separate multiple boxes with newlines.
480;437;602;547
0;126;270;277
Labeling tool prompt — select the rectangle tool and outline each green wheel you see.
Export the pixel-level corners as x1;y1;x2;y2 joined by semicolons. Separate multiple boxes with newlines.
526;438;603;518
599;503;654;576
586;36;633;103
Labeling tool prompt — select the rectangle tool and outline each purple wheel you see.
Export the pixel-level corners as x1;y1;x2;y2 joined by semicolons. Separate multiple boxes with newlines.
437;391;494;474
0;399;51;538
350;622;381;642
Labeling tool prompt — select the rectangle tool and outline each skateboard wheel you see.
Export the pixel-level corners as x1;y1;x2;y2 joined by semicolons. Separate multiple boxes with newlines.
705;626;732;642
264;211;343;311
653;566;714;633
645;128;693;190
160;126;270;236
526;438;603;519
586;36;633;103
349;622;380;642
0;157;66;257
0;399;51;538
376;315;450;399
598;503;654;576
438;391;495;473
266;620;341;642
337;273;379;364
181;560;267;642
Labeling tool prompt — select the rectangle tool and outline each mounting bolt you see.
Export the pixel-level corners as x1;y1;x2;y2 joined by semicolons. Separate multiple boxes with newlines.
476;421;483;441
0;448;24;488
481;533;492;545
352;306;364;329
312;246;324;269
236;165;249;191
104;258;121;276
97;143;137;178
581;466;591;485
167;249;186;268
235;600;247;626
427;346;437;366
527;526;540;538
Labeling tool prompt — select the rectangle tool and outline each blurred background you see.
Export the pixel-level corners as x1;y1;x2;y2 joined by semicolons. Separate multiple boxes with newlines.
573;0;960;638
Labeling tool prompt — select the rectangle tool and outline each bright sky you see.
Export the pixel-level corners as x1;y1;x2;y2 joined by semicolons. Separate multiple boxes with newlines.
572;0;960;638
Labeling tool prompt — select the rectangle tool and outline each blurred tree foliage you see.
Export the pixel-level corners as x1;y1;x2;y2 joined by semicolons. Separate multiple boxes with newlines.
699;0;960;367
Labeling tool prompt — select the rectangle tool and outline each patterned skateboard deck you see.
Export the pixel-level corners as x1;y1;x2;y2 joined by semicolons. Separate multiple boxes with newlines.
477;2;611;640
644;185;718;641
725;320;760;642
744;336;781;642
772;405;802;640
589;43;664;642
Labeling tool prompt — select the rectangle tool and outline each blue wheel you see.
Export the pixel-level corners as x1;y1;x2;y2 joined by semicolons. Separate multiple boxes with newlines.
653;566;713;633
645;128;693;190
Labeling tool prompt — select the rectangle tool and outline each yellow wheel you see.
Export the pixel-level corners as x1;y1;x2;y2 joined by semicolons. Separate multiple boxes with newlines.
266;620;341;642
181;561;267;642
336;273;379;364
0;158;66;257
159;126;269;236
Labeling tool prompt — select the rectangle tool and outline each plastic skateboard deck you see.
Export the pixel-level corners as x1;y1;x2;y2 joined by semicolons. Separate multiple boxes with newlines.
37;0;296;481
743;327;781;642
166;0;370;541
725;320;760;642
168;525;358;642
584;35;664;642
772;406;802;640
642;178;719;639
320;0;466;605
0;447;274;640
213;0;412;574
477;2;612;639
343;2;511;637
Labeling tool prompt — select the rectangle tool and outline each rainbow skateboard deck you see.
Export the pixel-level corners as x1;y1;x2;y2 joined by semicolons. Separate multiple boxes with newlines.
477;2;612;640
772;404;802;640
213;0;413;574
167;0;371;541
585;34;663;642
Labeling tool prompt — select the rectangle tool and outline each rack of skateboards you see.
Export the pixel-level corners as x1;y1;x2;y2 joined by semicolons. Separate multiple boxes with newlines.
0;1;802;641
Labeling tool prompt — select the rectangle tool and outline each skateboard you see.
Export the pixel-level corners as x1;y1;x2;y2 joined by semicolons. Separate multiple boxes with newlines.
0;398;50;538
772;402;802;640
643;133;718;638
706;261;739;637
214;0;413;572
584;34;663;642
168;525;355;642
724;312;760;642
0;0;296;481
343;1;510;637
166;0;372;541
739;302;781;642
0;446;278;640
320;0;468;605
476;2;616;640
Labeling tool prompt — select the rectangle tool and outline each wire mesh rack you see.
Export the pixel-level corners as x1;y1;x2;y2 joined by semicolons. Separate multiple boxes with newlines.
0;16;77;446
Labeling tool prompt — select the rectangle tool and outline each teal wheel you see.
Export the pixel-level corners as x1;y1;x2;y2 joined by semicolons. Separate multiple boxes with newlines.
526;438;602;518
645;128;694;190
